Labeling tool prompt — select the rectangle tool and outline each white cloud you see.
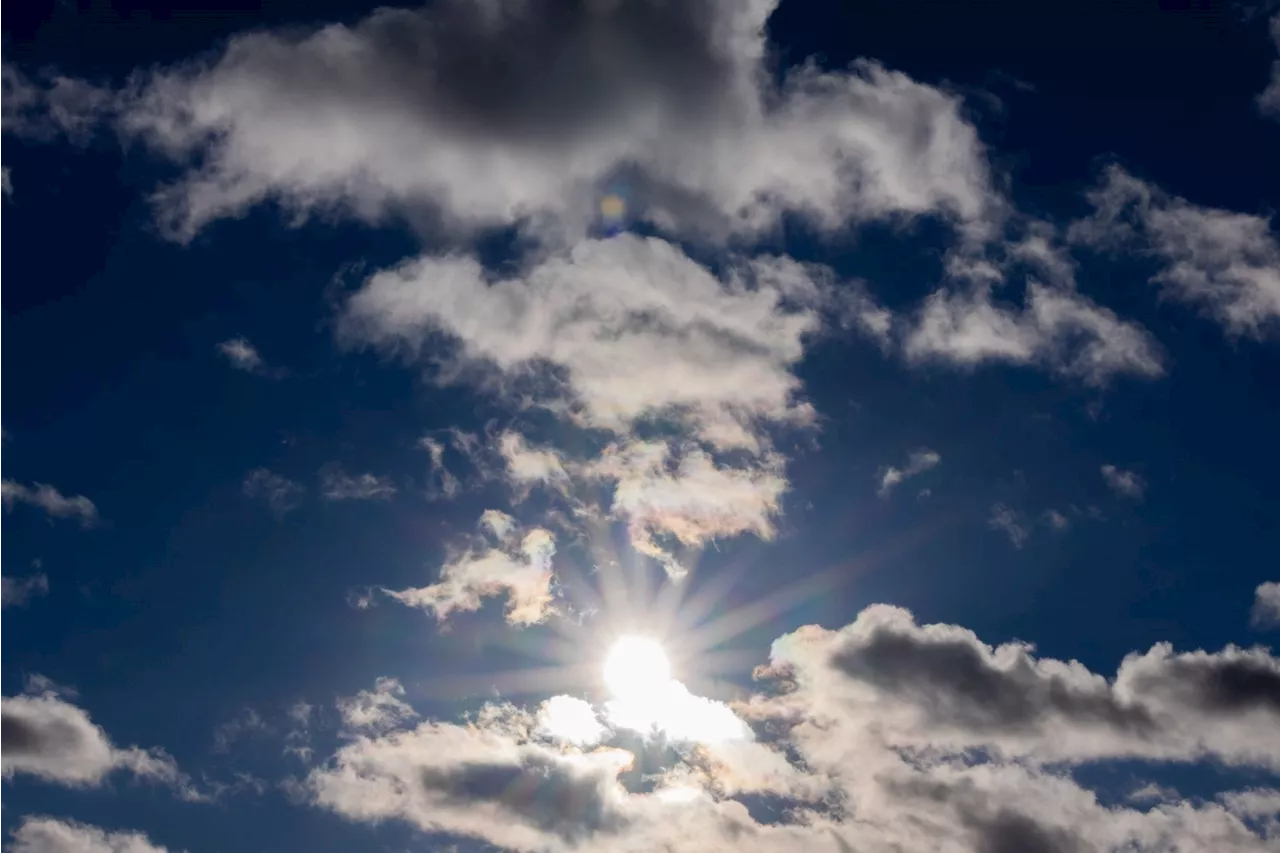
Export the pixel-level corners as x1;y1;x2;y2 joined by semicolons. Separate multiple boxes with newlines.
242;468;304;515
419;436;462;500
1;682;187;789
2;481;99;527
1072;165;1280;339
319;468;396;501
336;677;418;735
385;524;556;625
877;448;940;497
1252;581;1280;630
904;278;1165;385
1101;463;1145;499
8;818;177;853
987;503;1029;548
215;336;264;372
497;432;570;499
16;0;997;244
301;603;1280;853
2;573;49;607
1042;508;1070;531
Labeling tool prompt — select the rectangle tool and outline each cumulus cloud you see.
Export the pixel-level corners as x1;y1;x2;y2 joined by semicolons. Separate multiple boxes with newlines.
242;468;304;515
1071;165;1280;339
7;817;177;853
385;521;556;625
1;682;187;790
987;503;1029;548
2;481;99;527
301;603;1280;853
1260;15;1280;118
215;336;264;372
6;0;997;243
1252;581;1280;630
877;448;940;497
319;468;397;501
1101;463;1145;499
2;573;49;607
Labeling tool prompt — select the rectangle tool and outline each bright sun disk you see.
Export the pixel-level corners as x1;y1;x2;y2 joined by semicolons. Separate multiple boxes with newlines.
603;636;670;700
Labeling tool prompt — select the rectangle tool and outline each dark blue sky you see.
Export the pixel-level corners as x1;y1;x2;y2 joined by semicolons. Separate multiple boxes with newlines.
3;2;1280;853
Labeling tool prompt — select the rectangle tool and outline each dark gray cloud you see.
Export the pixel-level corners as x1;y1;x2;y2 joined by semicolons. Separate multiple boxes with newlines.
420;750;628;842
830;623;1155;736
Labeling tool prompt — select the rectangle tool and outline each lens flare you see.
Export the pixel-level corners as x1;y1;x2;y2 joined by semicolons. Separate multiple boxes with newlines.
603;636;669;700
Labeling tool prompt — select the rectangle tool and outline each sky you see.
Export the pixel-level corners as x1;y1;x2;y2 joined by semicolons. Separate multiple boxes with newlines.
2;0;1280;851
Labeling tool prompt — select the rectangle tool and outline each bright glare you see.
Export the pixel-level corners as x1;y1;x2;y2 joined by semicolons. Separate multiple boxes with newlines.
603;636;670;700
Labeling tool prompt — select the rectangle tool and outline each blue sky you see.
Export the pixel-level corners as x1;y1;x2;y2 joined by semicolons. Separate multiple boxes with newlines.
3;1;1280;852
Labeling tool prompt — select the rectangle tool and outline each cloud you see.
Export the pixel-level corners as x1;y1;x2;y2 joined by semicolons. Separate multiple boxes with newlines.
212;708;267;753
2;573;49;607
385;522;556;625
7;818;177;853
1071;165;1280;339
1;682;186;789
300;603;1280;853
987;503;1029;548
420;436;463;500
319;468;397;501
242;468;304;515
336;677;418;735
877;448;940;497
1042;509;1070;531
903;278;1164;385
497;432;570;500
1251;581;1280;630
1101;464;1145;500
9;0;998;243
2;481;99;527
215;336;264;372
1260;15;1280;118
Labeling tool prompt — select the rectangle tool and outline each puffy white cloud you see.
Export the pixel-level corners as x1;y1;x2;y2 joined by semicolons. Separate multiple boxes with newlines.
318;468;397;501
1072;165;1280;339
2;481;99;527
385;523;556;625
302;603;1280;853
9;0;997;243
7;818;177;853
242;468;304;515
1101;463;1145;499
1;683;187;790
2;573;49;607
877;448;940;497
1253;581;1280;630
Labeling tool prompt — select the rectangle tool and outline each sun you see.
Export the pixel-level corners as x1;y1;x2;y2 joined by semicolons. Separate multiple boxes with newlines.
603;636;670;700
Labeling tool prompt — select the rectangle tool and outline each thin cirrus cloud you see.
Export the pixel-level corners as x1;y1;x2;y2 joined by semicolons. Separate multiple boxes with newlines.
1259;15;1280;118
318;468;397;501
242;468;304;516
987;503;1030;548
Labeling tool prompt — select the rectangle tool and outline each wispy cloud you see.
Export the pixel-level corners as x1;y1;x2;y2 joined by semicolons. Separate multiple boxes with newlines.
1;573;49;608
1101;464;1145;500
1252;581;1280;630
877;448;941;497
2;480;99;527
243;468;304;516
988;503;1030;548
319;468;396;501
